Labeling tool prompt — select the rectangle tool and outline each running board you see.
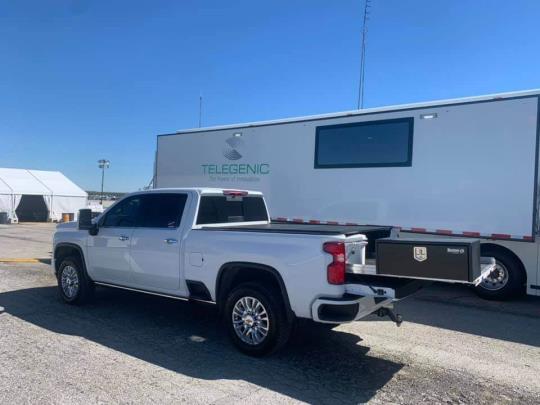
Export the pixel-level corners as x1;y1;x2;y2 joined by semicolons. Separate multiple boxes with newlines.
94;282;215;304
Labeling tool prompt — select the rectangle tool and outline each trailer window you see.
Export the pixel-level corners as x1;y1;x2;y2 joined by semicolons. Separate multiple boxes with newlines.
314;117;413;168
197;196;268;224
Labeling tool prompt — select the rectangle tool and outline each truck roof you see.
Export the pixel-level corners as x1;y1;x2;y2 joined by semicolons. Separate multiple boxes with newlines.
142;187;263;196
160;88;540;136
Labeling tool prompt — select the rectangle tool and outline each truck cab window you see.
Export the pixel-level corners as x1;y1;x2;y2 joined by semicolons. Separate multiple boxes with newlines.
139;193;187;228
102;196;142;227
197;196;268;224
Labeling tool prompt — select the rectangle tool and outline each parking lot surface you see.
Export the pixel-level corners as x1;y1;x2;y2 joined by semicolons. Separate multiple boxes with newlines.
0;224;539;404
0;222;55;259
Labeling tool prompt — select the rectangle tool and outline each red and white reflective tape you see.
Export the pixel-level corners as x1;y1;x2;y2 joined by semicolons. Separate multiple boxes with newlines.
398;227;529;240
270;217;533;241
272;217;358;226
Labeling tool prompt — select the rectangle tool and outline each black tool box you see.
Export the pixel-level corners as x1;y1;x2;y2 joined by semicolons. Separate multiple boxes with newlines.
375;238;481;283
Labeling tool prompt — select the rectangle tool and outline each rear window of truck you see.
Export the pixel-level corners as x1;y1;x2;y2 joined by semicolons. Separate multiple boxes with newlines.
314;117;414;168
196;196;268;224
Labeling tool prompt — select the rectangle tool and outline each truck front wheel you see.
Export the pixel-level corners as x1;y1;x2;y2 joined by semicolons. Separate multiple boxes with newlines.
57;256;94;305
224;283;293;356
475;246;524;300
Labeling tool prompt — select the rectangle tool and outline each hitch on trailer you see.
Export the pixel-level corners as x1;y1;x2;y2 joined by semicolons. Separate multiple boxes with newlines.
377;307;403;327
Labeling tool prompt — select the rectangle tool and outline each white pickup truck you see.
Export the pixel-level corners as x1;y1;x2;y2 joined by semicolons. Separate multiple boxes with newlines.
53;188;495;355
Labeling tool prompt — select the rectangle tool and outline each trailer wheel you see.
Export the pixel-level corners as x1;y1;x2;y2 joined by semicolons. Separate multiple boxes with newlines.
475;246;524;300
224;282;293;356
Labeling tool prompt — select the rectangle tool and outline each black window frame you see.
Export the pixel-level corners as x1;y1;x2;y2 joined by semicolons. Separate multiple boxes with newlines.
314;117;414;169
99;193;188;229
137;193;188;229
100;195;143;228
196;195;269;225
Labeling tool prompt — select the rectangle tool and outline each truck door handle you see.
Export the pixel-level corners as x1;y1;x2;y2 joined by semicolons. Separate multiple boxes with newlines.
118;235;129;241
164;238;178;245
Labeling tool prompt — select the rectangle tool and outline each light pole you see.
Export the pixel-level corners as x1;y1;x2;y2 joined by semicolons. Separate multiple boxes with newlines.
357;0;371;109
98;159;110;205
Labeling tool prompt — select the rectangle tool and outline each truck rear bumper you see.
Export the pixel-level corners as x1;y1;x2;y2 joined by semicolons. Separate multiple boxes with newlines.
311;278;426;324
311;258;497;324
312;294;393;323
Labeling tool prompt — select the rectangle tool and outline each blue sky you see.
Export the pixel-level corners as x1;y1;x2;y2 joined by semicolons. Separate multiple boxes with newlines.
1;0;539;191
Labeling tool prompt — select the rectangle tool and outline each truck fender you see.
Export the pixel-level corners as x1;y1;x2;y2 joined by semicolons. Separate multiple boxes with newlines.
215;262;295;320
54;242;90;279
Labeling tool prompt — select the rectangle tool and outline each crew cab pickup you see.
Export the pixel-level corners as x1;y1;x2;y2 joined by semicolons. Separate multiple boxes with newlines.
53;188;495;356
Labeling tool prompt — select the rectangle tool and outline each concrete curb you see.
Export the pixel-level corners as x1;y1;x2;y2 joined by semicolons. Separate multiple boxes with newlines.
0;258;51;264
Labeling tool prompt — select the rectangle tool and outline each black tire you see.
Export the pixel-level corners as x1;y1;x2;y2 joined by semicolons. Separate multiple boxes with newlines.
223;282;294;356
57;255;94;305
474;246;525;300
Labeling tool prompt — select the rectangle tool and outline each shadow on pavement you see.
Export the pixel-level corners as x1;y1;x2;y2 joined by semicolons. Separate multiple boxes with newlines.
0;285;402;404
380;283;540;347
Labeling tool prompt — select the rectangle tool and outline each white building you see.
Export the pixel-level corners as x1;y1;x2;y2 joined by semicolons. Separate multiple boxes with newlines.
0;168;87;222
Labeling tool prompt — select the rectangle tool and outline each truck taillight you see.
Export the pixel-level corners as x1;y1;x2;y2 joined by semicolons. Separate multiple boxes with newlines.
323;242;346;285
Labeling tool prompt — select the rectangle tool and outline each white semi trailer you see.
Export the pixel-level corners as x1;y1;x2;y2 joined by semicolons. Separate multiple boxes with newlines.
155;89;540;299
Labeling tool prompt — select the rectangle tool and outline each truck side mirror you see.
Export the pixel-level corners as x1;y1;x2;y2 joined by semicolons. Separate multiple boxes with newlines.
79;209;99;235
78;209;92;230
88;223;99;236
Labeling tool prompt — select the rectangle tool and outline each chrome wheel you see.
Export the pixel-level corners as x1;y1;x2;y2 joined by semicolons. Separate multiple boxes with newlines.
480;260;509;291
61;265;79;299
232;296;270;345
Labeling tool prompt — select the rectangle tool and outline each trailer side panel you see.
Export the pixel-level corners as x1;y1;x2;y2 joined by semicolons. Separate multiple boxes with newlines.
156;96;539;240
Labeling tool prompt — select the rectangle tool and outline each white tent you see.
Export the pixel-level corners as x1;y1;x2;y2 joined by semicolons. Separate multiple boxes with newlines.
0;168;87;222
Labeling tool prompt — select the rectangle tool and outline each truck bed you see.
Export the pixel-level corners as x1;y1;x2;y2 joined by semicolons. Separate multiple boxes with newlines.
200;223;392;258
200;222;392;237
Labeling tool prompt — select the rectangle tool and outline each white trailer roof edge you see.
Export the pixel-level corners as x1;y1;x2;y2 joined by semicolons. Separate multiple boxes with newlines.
159;88;540;136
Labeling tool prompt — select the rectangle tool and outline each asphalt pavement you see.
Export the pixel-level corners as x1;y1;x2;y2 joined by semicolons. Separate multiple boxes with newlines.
0;261;539;404
0;222;56;260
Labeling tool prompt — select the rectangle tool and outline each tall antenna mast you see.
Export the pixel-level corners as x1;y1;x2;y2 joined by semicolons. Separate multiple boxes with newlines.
357;0;371;110
198;93;203;127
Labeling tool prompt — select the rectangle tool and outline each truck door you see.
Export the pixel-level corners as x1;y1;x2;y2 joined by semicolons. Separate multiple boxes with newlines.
129;193;188;293
87;195;142;284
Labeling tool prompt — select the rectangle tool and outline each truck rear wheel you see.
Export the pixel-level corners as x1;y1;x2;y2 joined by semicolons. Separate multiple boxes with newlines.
475;247;524;300
57;256;94;305
224;282;293;356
